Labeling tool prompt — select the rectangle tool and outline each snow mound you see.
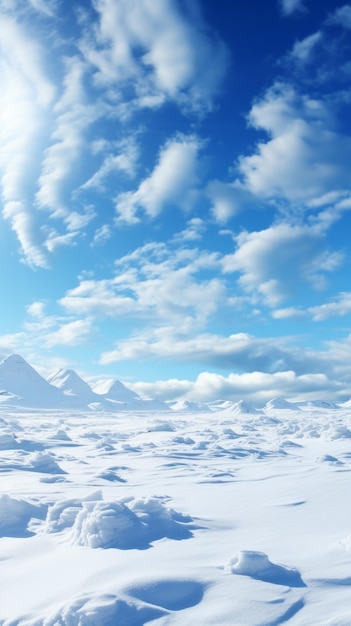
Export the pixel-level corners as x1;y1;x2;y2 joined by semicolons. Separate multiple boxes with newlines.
326;425;351;440
0;431;18;449
0;494;46;537
29;452;66;474
72;500;145;549
226;550;306;587
10;592;165;626
265;397;299;410
221;399;259;415
169;400;212;412
45;493;195;549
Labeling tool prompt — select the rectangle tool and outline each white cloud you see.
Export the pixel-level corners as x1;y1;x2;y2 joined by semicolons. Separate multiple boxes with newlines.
81;137;139;191
60;242;223;331
206;180;249;223
327;5;351;29
26;301;46;318
172;218;206;243
222;222;343;306
36;56;98;221
115;135;203;223
279;0;306;16
308;292;351;321
91;224;112;247
82;0;228;115
45;319;94;348
272;307;305;319
237;82;351;204
0;15;55;267
289;31;322;63
131;369;337;405
99;330;303;373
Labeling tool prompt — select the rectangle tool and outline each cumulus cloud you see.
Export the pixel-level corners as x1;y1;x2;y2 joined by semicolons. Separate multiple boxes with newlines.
60;242;224;331
131;369;339;406
222;222;343;306
237;82;351;205
115;135;203;223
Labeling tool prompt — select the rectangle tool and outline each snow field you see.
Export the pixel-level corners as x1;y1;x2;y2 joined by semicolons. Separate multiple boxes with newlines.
1;405;351;624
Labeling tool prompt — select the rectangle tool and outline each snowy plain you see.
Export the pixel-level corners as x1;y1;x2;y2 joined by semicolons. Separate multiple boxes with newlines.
1;356;351;625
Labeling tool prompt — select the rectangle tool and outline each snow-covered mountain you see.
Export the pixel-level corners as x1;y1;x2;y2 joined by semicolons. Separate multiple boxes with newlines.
0;354;67;408
0;355;169;411
47;368;102;406
264;397;299;410
92;378;140;402
92;378;169;411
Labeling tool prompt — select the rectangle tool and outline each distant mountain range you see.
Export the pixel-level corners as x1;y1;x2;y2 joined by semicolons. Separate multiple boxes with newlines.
0;354;348;412
0;354;168;411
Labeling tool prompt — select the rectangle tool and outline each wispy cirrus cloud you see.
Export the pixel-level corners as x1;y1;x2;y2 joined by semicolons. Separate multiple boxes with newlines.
0;0;228;267
308;292;351;321
81;0;229;115
0;14;55;267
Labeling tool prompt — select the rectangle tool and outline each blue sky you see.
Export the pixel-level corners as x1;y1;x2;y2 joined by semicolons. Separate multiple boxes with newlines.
1;0;351;405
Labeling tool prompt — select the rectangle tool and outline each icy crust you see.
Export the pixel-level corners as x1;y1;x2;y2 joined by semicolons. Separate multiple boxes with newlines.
45;491;196;549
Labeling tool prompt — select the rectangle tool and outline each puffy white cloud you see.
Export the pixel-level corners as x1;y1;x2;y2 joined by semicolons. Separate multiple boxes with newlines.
237;83;351;204
61;241;224;331
115;135;203;223
131;369;338;405
172;218;206;243
222;222;343;306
